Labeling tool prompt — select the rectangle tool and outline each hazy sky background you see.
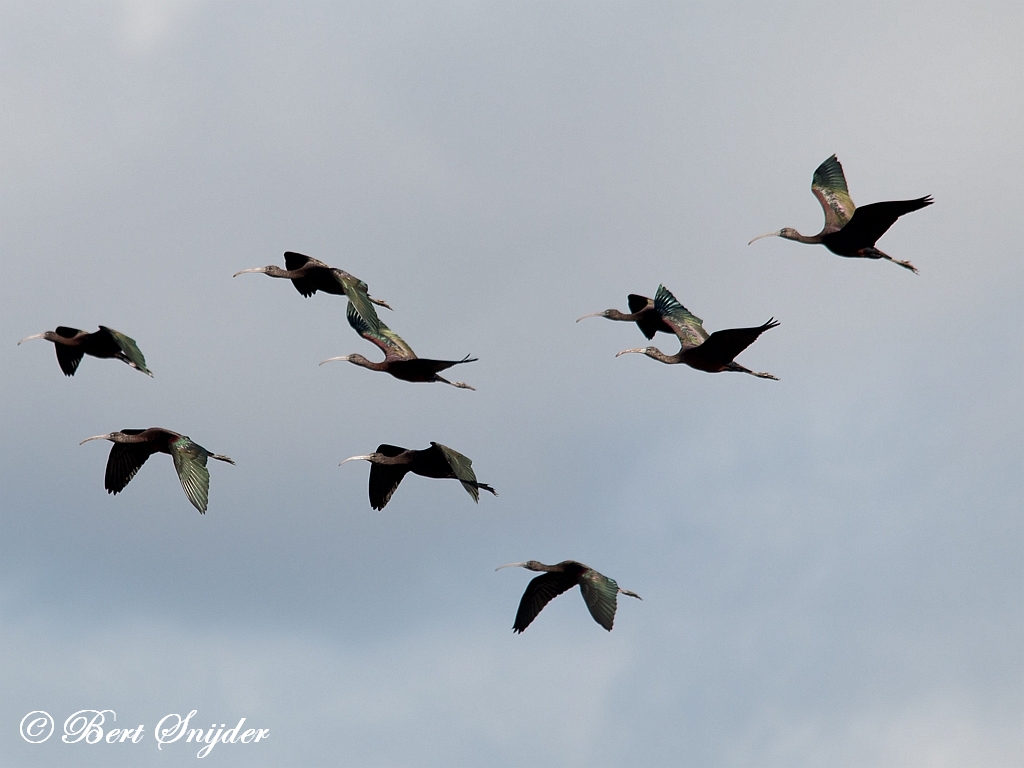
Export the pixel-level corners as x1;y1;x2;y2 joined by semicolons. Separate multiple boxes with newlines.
1;1;1021;765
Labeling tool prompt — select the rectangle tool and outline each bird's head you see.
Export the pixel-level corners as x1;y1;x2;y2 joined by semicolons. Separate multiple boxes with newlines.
747;229;785;245
615;346;654;358
495;560;545;572
17;331;57;345
232;265;281;278
319;354;369;368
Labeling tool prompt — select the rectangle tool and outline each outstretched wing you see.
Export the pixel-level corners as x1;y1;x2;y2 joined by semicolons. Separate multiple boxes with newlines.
332;270;381;334
688;319;779;368
578;569;621;631
512;571;578;633
104;439;157;495
811;155;857;233
431;442;484;502
833;197;933;249
367;444;410;510
98;326;151;375
54;344;85;376
627;294;665;340
283;251;321;297
654;285;708;349
169;437;212;514
346;302;415;360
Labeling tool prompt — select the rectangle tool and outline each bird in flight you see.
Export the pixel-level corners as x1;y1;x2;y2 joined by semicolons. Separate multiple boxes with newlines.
80;428;234;513
340;442;496;510
320;302;478;389
614;285;779;379
19;326;151;377
576;293;675;339
496;560;641;632
748;154;932;273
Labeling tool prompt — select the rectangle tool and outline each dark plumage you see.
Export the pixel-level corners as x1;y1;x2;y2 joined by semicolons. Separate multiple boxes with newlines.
340;442;496;510
80;428;234;514
577;293;675;340
749;154;932;273
18;326;151;377
496;560;641;632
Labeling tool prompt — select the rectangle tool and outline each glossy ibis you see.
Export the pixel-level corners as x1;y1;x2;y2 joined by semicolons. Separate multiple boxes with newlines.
18;326;152;377
320;302;477;390
576;293;674;339
748;155;932;273
496;560;641;632
234;251;391;329
615;285;779;379
80;428;234;514
340;442;496;510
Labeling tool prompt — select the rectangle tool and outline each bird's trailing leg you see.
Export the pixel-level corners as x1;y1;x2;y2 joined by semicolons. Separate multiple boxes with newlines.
726;362;778;380
435;375;476;391
619;588;643;600
369;297;393;310
469;481;498;497
210;453;236;465
860;247;918;274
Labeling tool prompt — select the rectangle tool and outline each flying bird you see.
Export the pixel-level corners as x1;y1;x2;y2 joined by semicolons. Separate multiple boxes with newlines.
748;154;932;273
615;285;779;379
496;560;641;632
18;326;152;377
80;428;234;514
576;293;674;339
233;251;391;329
340;442;496;510
320;302;478;390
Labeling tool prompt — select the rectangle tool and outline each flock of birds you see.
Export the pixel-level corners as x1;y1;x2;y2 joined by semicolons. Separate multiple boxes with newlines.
18;155;931;632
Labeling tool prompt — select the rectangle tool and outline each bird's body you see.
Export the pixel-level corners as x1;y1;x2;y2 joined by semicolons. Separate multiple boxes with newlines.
749;155;932;273
80;428;234;514
233;251;391;329
320;302;477;389
496;560;641;632
340;442;496;510
615;285;779;379
18;326;151;377
577;293;675;339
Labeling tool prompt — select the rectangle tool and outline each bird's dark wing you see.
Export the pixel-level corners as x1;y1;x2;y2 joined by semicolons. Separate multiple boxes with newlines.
512;571;578;633
835;197;933;248
627;294;663;340
811;154;856;233
578;570;622;631
104;441;157;494
346;302;413;359
430;442;489;502
98;326;151;375
283;252;321;296
169;437;212;514
688;319;779;367
654;285;708;349
54;344;85;376
368;463;410;511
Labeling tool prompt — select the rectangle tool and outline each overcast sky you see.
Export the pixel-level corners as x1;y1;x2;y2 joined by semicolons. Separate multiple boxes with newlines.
1;2;1021;766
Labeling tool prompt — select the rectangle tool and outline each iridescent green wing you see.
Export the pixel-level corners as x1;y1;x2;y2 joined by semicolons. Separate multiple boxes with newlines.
578;569;620;631
169;437;211;514
346;302;416;360
431;442;481;502
654;285;708;349
811;154;856;233
332;270;380;334
99;326;151;376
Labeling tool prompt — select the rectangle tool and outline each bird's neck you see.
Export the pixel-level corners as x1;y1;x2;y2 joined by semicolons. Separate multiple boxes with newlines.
644;347;681;364
781;230;823;244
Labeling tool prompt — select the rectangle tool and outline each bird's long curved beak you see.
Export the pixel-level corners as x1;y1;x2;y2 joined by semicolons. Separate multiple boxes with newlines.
339;455;373;466
575;312;603;323
79;434;112;445
495;562;528;571
232;267;268;277
747;230;781;245
17;333;46;345
615;348;645;357
319;356;350;365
